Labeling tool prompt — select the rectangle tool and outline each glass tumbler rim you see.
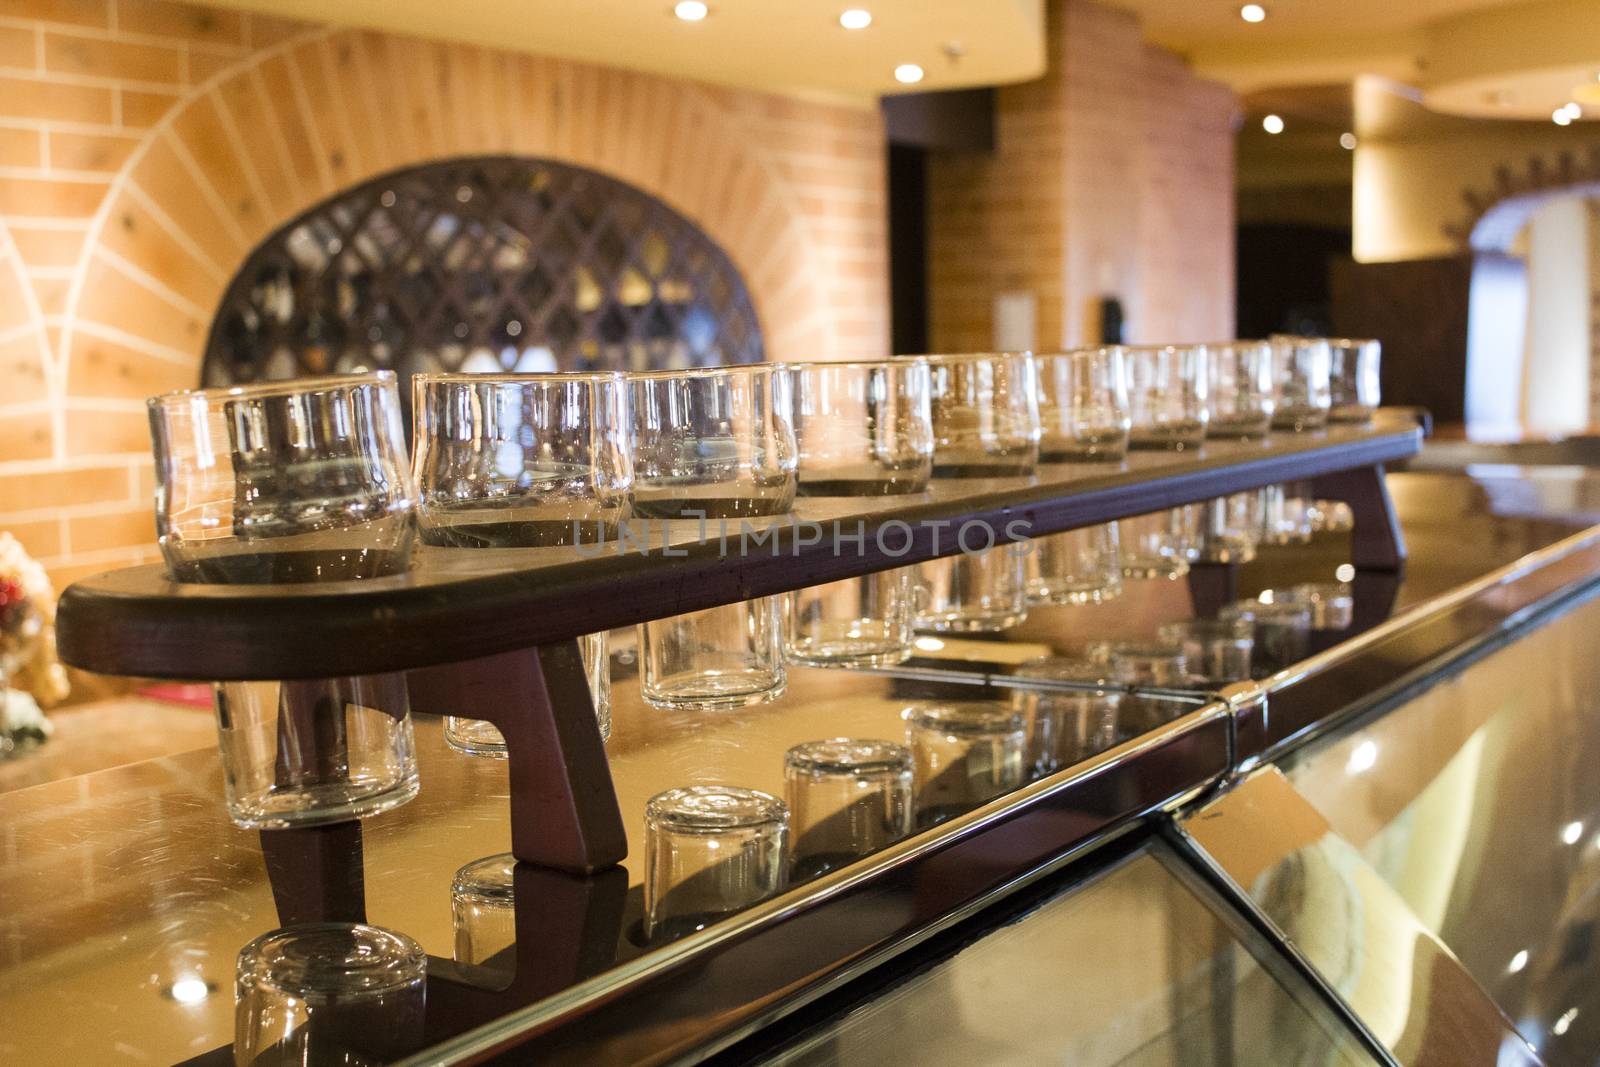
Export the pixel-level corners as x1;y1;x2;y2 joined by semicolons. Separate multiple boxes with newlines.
411;370;627;386
910;701;1027;734
902;351;1033;364
789;357;931;371
236;922;426;999
451;853;518;903
627;362;793;382
785;738;912;776
646;785;788;835
148;370;398;409
1012;656;1115;685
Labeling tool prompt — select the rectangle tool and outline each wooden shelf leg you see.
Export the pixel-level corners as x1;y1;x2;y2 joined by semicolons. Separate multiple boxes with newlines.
259;822;367;926
1308;464;1407;571
407;642;627;874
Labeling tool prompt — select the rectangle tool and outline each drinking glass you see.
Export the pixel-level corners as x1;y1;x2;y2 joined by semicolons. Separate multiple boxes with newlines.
921;353;1041;476
630;364;796;518
1260;486;1316;545
1158;618;1254;684
784;739;913;881
1086;640;1192;686
639;598;785;710
1025;523;1122;605
1328;339;1381;422
443;630;612;756
451;854;517;974
1206;341;1274;438
785;572;914;668
1193;496;1257;564
411;372;630;547
1122;344;1209;450
915;546;1028;632
909;703;1027;828
1277;583;1355;629
1036;348;1130;462
149;372;415;582
1220;599;1315;676
1270;337;1332;431
791;360;933;496
214;675;419;828
1118;510;1190;580
235;923;426;1067
1010;658;1121;776
644;786;789;941
149;373;421;829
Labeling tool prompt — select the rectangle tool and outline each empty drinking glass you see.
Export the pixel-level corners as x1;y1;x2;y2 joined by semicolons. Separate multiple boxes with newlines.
909;703;1027;828
1260;486;1316;545
149;372;415;583
784;739;913;881
451;854;517;975
786;572;914;668
1010;658;1121;776
1277;583;1355;629
1193;495;1257;564
1026;523;1122;605
631;364;796;518
644;786;789;941
922;353;1041;476
148;373;422;829
1220;599;1315;676
1086;640;1192;686
1036;348;1131;462
443;630;612;756
412;372;630;548
1122;344;1209;450
234;923;427;1067
214;675;419;828
791;360;933;496
1206;341;1274;438
1270;337;1332;431
1118;510;1191;580
916;546;1028;632
639;598;786;710
1157;618;1254;684
1328;339;1381;422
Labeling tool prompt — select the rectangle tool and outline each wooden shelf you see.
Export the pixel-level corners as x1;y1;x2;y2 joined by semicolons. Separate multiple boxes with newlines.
57;416;1421;681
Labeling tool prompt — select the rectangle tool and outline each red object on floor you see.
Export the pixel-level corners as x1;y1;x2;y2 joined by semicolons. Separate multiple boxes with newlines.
137;683;213;707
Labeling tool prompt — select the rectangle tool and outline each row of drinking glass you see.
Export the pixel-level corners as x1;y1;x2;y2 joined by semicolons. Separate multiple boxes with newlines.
151;337;1380;586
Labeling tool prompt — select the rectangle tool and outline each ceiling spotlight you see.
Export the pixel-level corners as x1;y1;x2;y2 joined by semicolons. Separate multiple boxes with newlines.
1262;113;1284;134
1240;4;1266;22
1561;101;1582;120
839;8;872;29
1339;131;1357;150
673;1;708;21
1554;108;1574;126
1562;820;1584;845
1508;950;1529;974
894;63;924;85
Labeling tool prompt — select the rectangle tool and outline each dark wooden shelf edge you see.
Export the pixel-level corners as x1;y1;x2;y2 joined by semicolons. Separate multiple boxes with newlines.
57;420;1421;680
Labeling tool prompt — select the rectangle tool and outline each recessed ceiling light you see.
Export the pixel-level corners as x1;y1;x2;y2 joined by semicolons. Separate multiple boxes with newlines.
673;1;708;21
1240;4;1266;22
894;63;924;85
1262;113;1284;134
839;8;872;30
1339;131;1357;150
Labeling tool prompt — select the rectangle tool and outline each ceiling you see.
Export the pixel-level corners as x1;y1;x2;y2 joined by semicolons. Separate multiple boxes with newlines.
192;0;1045;106
1108;0;1600;124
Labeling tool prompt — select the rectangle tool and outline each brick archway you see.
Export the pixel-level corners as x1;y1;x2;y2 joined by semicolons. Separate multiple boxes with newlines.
1444;144;1600;251
60;27;840;419
0;220;53;467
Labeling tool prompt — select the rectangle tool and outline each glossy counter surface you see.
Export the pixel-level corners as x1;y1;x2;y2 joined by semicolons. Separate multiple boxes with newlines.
5;463;1600;1064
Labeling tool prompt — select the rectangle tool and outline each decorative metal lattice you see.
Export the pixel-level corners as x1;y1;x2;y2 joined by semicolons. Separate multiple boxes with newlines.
202;156;765;393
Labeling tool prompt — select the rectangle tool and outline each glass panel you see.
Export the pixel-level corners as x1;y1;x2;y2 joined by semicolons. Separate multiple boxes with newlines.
1287;585;1600;1066
758;844;1381;1067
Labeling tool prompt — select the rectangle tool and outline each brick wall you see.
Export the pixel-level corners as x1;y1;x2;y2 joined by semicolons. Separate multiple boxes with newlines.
0;0;890;591
928;0;1236;351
